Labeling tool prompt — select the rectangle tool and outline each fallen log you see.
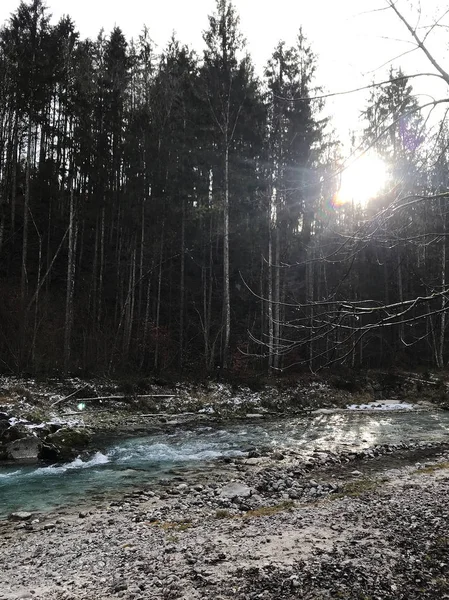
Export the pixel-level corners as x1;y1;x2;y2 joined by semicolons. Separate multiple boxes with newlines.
76;394;178;401
52;391;178;408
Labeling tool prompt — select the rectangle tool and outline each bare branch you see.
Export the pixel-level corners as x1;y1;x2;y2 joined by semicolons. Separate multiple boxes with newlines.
386;0;449;85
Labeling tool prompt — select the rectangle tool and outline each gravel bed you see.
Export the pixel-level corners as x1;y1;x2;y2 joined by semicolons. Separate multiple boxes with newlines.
1;443;449;599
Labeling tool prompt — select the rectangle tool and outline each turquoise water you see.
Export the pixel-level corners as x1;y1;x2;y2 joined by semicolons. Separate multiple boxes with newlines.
1;410;449;517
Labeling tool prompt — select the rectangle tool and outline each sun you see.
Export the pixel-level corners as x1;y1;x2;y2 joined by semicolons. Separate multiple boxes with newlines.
333;153;389;208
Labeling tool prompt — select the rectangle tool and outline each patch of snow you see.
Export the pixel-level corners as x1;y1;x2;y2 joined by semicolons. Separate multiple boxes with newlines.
47;416;83;427
347;400;415;411
198;406;215;414
8;417;27;426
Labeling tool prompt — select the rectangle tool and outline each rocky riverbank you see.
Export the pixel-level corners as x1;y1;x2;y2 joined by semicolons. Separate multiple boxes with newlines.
1;441;449;599
0;371;446;465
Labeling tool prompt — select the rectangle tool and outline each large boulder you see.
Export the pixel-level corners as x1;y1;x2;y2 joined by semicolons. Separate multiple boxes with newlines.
1;422;33;461
0;418;10;436
45;428;91;460
1;423;29;444
0;420;9;459
7;436;41;461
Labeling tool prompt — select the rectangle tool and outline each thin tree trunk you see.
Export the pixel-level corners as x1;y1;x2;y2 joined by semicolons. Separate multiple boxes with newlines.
439;200;446;367
154;221;165;371
139;198;145;321
21;118;32;303
222;143;231;369
179;195;186;369
98;205;105;327
267;196;274;371
273;191;281;370
123;245;136;361
64;184;76;373
397;251;404;347
10;120;18;238
31;225;42;369
259;252;265;370
140;264;153;370
307;245;314;370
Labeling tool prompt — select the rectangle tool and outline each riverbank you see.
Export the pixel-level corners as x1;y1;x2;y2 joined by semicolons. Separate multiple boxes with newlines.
0;369;446;437
1;370;445;466
1;441;449;599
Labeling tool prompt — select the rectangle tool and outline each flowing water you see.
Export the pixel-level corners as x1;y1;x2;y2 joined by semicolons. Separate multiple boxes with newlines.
1;409;449;517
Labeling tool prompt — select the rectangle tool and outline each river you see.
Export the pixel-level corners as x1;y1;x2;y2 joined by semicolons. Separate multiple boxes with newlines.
1;409;449;517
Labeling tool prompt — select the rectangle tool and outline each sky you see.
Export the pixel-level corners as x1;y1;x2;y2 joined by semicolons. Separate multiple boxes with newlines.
1;0;448;141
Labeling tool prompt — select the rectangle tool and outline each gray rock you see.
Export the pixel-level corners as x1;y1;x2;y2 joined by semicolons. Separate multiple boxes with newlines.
7;436;41;461
1;423;30;445
245;457;262;465
9;512;33;521
219;482;252;499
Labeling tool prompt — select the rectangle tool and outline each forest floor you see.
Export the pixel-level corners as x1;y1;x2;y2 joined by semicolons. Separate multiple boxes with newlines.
1;442;449;599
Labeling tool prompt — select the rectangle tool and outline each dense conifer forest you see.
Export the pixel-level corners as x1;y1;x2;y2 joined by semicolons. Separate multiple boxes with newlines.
0;0;448;376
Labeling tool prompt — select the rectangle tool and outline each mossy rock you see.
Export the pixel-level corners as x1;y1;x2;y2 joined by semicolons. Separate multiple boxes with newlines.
45;428;91;460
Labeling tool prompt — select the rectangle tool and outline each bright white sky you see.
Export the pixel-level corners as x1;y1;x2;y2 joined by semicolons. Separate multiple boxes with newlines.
1;0;448;140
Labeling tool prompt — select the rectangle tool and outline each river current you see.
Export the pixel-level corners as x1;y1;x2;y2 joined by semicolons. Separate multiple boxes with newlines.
1;409;449;517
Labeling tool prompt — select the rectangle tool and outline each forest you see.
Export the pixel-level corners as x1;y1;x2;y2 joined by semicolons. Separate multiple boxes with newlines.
0;0;448;376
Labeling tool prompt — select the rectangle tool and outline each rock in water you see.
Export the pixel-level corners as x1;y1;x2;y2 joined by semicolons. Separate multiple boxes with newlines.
45;428;91;460
9;512;33;521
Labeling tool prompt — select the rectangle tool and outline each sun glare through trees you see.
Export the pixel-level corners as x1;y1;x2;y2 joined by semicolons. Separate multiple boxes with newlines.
333;154;389;208
0;0;448;374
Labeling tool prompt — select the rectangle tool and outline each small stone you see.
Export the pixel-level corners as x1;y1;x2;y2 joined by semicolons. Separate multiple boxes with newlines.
272;451;285;460
291;577;300;588
245;457;261;465
219;482;252;499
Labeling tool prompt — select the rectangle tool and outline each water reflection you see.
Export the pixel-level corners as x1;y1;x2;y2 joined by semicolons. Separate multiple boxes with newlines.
1;410;449;516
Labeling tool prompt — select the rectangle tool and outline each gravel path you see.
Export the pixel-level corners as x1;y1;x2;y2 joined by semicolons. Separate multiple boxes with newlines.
1;446;449;600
